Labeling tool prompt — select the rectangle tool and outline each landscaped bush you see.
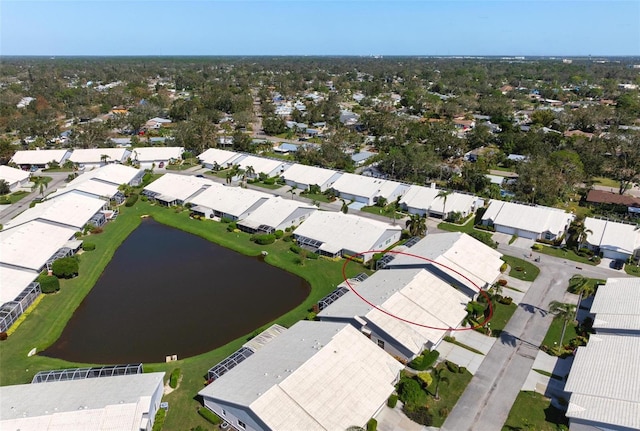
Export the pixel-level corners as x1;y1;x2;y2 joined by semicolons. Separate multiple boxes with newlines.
252;234;276;245
307;252;318;259
125;193;139;207
82;242;96;251
409;349;439;371
398;377;428;406
197;407;222;425
402;405;433;426
458;366;467;374
474;223;495;232
284;226;292;232
220;216;232;224
264;177;276;185
443;335;456;342
89;225;103;234
445;360;459;373
52;257;79;279
532;243;543;251
37;273;60;293
0;332;8;340
417;372;433;387
141;195;148;201
498;296;513;305
469;231;497;248
274;230;284;239
500;262;508;272
497;279;508;286
282;234;293;242
387;394;398;408
226;221;237;232
367;418;377;431
169;368;180;389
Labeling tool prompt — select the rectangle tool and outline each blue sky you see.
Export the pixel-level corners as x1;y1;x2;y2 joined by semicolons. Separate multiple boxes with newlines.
1;1;638;56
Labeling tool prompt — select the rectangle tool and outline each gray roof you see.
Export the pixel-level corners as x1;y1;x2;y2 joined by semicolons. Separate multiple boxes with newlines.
565;334;640;430
591;277;640;332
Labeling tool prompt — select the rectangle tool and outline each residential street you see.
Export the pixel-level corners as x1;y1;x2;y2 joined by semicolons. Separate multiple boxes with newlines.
441;243;629;431
0;172;69;226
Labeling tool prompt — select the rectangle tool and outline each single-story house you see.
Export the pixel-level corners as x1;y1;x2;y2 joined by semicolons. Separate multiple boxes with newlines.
198;321;403;431
0;371;165;431
590;277;640;336
68;148;131;168
145;117;172;129
0;220;79;272
586;189;640;215
272;143;299;155
350;151;375;166
317;268;469;361
10;149;72;170
232;155;290;179
330;173;408;206
584;218;640;261
400;185;479;219
130;147;184;169
564;334;640;431
197;148;241;170
0;265;40;332
280;164;342;192
384;232;504;295
481;200;574;241
143;173;213;206
293;211;402;262
237;197;316;234
0;165;30;192
4;192;107;231
187;185;270;220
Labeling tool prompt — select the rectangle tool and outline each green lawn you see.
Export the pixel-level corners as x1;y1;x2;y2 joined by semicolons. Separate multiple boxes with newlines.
535;245;597;266
502;391;568;431
425;364;473;427
250;181;284;190
501;255;540;281
625;263;640;277
438;218;476;234
30;175;53;184
42;168;74;172
541;316;579;351
489;302;517;337
0;190;30;205
299;192;331;203
360;205;404;220
592;176;621;188
0;199;369;430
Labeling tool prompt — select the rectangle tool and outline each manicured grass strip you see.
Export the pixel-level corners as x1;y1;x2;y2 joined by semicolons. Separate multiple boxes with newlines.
535;245;596;266
502;391;568;431
445;339;484;355
438;218;476;234
533;369;563;380
360;205;403;220
489;302;517;337
501;255;540;282
250;181;283;190
624;263;640;277
0;190;30;204
426;365;473;427
541;317;578;351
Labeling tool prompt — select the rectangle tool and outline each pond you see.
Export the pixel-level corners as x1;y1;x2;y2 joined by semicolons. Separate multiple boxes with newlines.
42;218;310;363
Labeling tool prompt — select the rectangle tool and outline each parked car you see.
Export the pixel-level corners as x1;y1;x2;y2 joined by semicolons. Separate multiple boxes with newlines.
612;259;625;270
196;174;204;178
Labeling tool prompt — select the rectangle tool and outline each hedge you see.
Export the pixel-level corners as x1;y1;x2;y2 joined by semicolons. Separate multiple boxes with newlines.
367;418;377;431
290;244;302;254
125;193;139;207
252;234;276;245
82;242;96;251
169;368;180;389
422;349;440;369
37;273;60;294
445;360;459;373
198;407;222;425
152;408;166;431
387;394;398;408
274;230;284;239
52;257;79;279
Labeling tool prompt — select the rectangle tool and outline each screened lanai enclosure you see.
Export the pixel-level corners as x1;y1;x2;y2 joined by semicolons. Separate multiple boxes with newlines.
32;363;143;383
0;282;41;333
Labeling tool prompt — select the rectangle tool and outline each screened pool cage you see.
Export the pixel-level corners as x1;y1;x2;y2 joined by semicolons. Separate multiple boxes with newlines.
32;363;143;384
0;282;41;333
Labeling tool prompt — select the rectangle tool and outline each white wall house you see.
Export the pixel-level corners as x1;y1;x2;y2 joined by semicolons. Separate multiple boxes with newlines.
589;277;640;336
199;321;403;431
584;217;640;261
385;232;504;295
10;149;71;169
237;197;316;233
143;173;213;206
0;372;165;431
481;200;574;241
292;211;402;262
187;184;270;220
401;184;479;219
197;148;241;170
280;164;342;192
130;147;184;169
330;173;408;206
0;165;30;192
232;155;291;178
318;268;469;362
68;148;131;168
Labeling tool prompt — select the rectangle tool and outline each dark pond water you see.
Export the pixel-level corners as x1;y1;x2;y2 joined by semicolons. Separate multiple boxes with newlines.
42;218;310;363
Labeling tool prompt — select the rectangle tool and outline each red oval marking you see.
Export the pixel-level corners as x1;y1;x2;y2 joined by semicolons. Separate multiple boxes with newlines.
341;249;493;331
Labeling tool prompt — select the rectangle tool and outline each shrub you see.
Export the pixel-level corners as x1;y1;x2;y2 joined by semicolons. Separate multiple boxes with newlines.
439;407;450;419
253;234;276;245
220;216;232;224
469;231;497;248
282;234;293;242
141;195;148;201
38;273;60;293
89;225;103;234
274;230;284;239
169;368;180;389
307;252;318;260
197;407;221;425
498;296;513;305
264;177;275;185
443;335;456;342
125;193;139;207
367;418;377;431
417;372;433;387
402;405;433;426
398;377;428;406
0;332;8;341
497;279;508;286
422;349;440;369
284;226;292;232
445;360;459;373
52;257;79;279
82;242;96;251
151;408;166;431
387;394;398;408
459;366;467;374
226;222;237;232
499;262;508;272
532;243;543;251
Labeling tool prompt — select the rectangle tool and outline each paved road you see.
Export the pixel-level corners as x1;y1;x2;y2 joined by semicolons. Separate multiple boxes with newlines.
0;172;70;225
441;244;629;431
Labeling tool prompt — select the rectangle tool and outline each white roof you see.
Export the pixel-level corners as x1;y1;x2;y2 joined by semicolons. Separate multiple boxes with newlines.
239;196;315;228
400;185;439;210
48;181;120;201
0;372;164;431
565;334;640;430
130;147;183;162
5;193;105;230
389;232;503;289
293;211;402;255
584;217;640;255
482;200;574;235
199;321;402;431
197;148;241;167
331;173;407;200
68;164;144;187
233;154;289;176
591;278;640;332
281;164;342;188
428;192;478;215
144;173;214;202
0;221;77;271
0;265;39;304
319;269;468;354
187;184;270;218
0;165;29;185
11;149;70;165
69;148;130;164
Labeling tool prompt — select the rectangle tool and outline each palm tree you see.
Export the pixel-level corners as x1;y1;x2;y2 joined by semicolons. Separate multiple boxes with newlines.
548;300;577;347
433;367;450;401
288;185;298;200
100;154;110;165
576;225;593;250
340;199;349;214
245;165;256;179
436;190;452;221
570;275;596;312
405;213;427;237
31;176;48;198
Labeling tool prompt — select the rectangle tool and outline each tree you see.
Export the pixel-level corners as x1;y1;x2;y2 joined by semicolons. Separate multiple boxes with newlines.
0;179;10;195
340;199;349;214
51;257;79;279
245;165;256;179
433;367;450;401
548;301;577;347
288;185;297;200
603;133;640;195
100;154;110;165
31;176;48;197
436;190;452;220
569;275;596;312
262;116;287;135
405;213;427;237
